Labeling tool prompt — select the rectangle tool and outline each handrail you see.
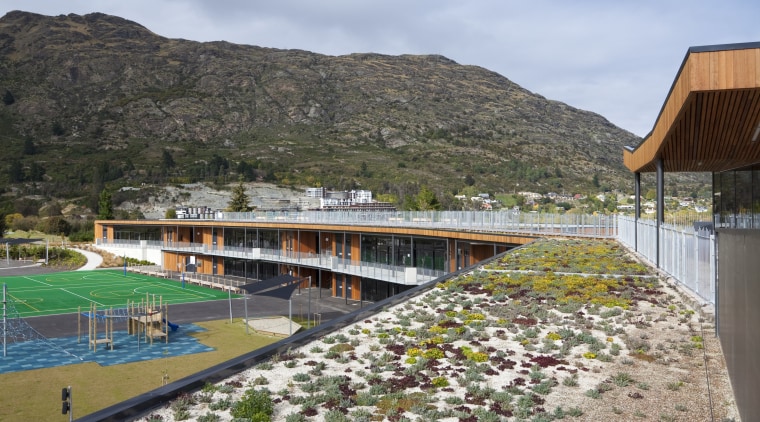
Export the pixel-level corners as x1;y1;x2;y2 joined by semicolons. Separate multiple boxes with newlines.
160;210;617;238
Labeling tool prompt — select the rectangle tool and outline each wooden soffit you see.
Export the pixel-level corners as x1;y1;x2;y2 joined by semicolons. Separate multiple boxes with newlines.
624;42;760;173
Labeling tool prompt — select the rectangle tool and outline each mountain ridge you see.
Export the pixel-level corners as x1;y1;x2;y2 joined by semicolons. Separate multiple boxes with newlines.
0;11;702;215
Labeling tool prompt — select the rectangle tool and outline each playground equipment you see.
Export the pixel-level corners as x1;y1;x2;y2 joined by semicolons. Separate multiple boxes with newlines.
78;293;175;352
128;296;170;345
85;304;114;352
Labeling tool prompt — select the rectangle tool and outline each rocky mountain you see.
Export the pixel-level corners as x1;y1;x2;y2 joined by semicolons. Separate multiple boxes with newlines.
0;11;704;215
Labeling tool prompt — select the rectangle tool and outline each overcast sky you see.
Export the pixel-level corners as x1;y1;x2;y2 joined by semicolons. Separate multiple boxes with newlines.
3;1;759;137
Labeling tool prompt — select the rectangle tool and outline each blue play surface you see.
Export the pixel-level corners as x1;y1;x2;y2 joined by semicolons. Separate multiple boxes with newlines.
0;324;214;374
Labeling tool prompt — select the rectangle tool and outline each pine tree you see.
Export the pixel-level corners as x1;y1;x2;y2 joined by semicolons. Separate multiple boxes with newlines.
97;188;114;220
8;160;23;182
23;138;36;155
161;150;175;176
227;181;252;212
2;89;14;105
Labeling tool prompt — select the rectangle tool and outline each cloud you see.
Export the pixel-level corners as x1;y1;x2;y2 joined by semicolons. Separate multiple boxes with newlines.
3;0;760;136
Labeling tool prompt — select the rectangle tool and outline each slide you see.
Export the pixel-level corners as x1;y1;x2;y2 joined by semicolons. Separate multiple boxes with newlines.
163;319;179;332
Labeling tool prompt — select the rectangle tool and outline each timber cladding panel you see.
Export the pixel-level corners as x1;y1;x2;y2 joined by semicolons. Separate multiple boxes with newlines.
298;231;319;254
471;244;495;263
624;45;760;173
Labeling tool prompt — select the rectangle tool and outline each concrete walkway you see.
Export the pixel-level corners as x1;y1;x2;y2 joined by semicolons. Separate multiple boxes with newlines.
72;248;103;271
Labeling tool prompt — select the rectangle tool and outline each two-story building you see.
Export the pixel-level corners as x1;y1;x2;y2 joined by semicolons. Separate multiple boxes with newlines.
94;213;535;302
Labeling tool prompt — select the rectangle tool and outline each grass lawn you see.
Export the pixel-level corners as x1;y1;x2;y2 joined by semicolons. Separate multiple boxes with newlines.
0;319;280;421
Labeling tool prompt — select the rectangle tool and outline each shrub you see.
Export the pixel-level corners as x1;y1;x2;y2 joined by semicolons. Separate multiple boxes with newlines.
231;388;274;421
292;373;310;382
423;348;444;360
612;372;633;387
285;412;307;422
197;412;220;422
209;396;231;411
432;376;450;388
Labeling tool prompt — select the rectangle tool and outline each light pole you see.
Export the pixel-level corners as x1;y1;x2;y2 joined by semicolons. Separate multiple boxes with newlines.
244;291;249;334
177;261;186;289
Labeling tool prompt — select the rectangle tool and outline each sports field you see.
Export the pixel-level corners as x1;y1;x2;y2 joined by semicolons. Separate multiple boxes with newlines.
0;269;236;317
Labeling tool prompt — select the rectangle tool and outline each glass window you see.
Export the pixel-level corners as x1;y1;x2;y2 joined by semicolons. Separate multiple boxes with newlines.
361;235;393;265
413;238;447;271
113;227;161;241
713;165;760;229
736;170;752;228
721;171;736;228
713;172;721;227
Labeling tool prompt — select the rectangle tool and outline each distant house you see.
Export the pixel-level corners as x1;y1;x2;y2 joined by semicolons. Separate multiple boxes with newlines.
308;188;395;211
518;191;542;201
305;187;326;198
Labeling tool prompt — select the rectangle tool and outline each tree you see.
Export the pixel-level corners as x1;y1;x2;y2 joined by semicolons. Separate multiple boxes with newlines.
604;195;619;213
161;150;175;175
52;121;65;136
38;216;72;236
227;181;252;212
28;162;44;181
358;161;370;177
401;194;417;211
415;186;441;211
2;89;14;106
23;139;36;155
165;208;177;219
5;212;22;229
8;160;23;182
97;188;114;220
237;160;256;181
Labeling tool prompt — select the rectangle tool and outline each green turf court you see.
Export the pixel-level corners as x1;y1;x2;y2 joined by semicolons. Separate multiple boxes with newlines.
0;270;237;317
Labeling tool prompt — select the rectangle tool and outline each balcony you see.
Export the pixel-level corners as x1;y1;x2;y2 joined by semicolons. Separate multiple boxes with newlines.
149;241;445;285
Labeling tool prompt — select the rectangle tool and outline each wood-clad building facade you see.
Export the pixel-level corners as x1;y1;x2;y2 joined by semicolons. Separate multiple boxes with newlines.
94;219;534;302
623;42;760;421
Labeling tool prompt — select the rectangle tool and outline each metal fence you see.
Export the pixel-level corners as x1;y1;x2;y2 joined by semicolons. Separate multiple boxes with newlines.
203;210;618;238
618;216;715;304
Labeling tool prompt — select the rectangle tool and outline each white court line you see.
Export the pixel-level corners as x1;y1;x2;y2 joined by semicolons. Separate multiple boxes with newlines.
142;279;219;298
23;275;52;286
60;288;104;307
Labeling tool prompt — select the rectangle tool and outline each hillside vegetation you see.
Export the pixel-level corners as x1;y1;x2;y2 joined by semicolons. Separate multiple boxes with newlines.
0;11;707;218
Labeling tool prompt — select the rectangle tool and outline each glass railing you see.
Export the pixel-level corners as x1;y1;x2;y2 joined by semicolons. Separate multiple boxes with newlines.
161;210;618;238
101;239;443;285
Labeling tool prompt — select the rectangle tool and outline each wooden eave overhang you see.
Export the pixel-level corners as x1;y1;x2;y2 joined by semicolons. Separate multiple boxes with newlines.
103;220;536;245
624;42;760;173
